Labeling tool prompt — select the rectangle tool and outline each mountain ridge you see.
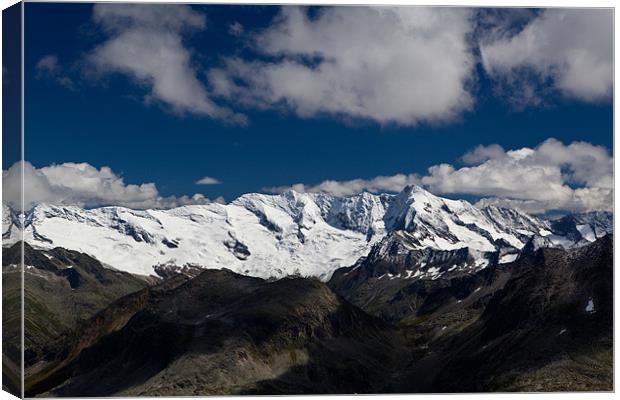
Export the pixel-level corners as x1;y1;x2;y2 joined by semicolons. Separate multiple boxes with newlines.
2;186;612;280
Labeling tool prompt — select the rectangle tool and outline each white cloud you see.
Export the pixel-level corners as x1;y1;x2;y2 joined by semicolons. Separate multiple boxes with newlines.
419;139;613;213
265;138;613;214
210;7;475;125
87;4;246;123
2;161;214;210
36;54;74;89
480;9;613;104
195;176;221;185
264;173;421;198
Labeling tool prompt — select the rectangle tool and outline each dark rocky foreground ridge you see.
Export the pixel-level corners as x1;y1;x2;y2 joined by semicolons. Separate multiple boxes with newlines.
2;243;151;394
7;235;614;395
24;269;403;396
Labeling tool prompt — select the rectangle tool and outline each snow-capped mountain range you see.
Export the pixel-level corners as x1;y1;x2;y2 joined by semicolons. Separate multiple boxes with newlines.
2;186;613;280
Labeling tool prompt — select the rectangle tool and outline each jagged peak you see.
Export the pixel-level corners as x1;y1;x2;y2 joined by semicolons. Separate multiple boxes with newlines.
397;184;431;198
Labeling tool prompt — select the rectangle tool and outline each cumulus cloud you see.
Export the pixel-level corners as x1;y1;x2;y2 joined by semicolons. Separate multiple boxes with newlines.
2;161;214;210
265;138;612;214
480;9;613;104
35;54;74;89
209;7;475;125
195;176;221;185
441;138;614;213
87;4;246;123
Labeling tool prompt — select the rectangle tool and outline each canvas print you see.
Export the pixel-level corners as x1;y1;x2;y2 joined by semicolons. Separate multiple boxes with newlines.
2;2;614;397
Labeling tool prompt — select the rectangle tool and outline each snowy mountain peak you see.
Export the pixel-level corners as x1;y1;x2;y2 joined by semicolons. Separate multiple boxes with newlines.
2;187;613;281
401;184;430;196
322;192;389;238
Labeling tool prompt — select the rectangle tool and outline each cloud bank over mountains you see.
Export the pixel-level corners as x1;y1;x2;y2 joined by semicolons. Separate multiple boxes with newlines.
2;162;211;210
266;138;613;214
38;6;612;125
5;138;610;214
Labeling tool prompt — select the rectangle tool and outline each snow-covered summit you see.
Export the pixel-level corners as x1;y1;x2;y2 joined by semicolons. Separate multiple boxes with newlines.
2;186;612;280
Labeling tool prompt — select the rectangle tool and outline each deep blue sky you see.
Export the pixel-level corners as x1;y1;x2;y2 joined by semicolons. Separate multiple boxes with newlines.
19;3;613;202
3;2;21;168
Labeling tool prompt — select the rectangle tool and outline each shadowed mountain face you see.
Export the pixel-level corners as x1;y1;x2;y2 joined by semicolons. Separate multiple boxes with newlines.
328;231;503;324
430;235;613;392
22;235;612;396
331;235;613;392
25;270;404;397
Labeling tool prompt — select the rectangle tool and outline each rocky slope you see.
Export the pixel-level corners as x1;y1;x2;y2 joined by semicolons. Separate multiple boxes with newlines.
2;243;150;367
330;236;613;392
327;207;611;324
430;235;613;391
25;270;404;397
